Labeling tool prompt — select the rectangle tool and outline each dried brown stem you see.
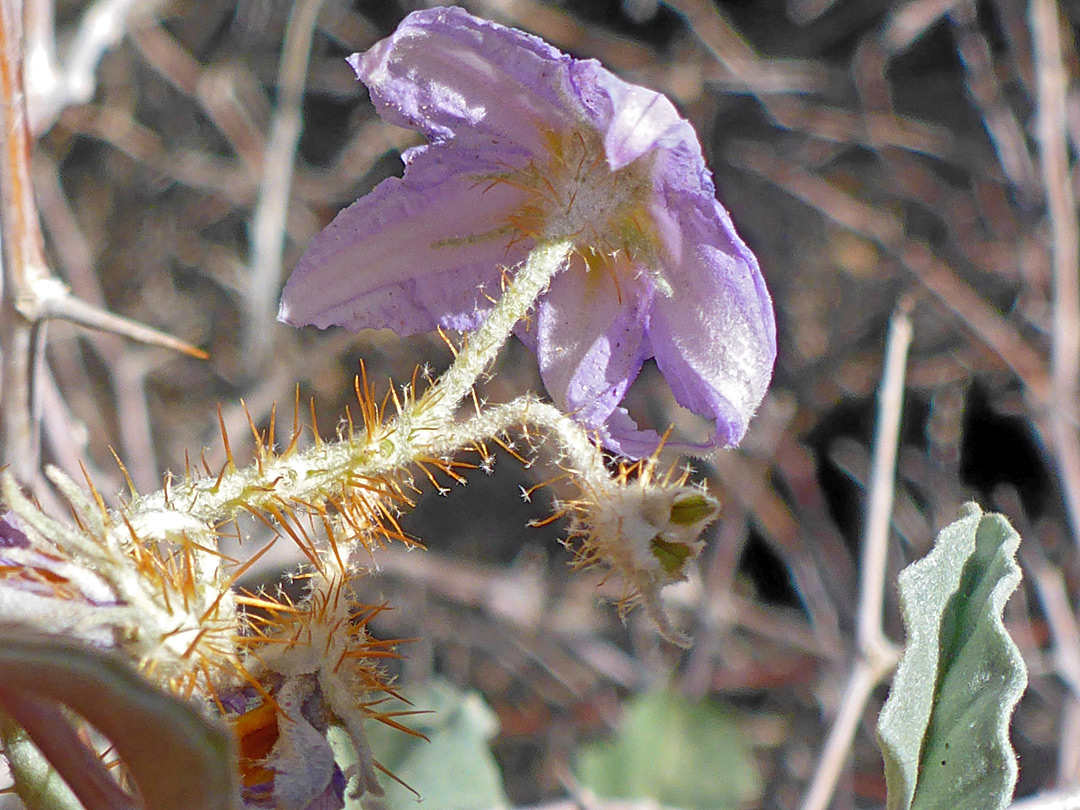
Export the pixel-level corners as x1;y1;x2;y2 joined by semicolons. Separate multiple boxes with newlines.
0;0;48;482
799;305;910;810
1031;0;1080;552
0;0;206;487
244;0;327;361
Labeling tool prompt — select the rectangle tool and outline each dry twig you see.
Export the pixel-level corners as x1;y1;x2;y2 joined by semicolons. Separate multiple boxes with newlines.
1031;0;1080;551
799;304;911;810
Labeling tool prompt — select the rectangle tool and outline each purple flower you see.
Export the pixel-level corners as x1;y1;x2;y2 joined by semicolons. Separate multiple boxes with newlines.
279;6;775;456
0;512;30;548
225;679;348;810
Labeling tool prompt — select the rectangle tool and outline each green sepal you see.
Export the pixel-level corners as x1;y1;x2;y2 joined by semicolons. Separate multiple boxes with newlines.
668;494;717;526
650;536;693;575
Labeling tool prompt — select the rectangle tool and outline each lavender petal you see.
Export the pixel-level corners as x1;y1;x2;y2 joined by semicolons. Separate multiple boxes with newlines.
569;61;702;173
647;196;776;449
535;254;652;429
279;146;529;334
352;6;579;155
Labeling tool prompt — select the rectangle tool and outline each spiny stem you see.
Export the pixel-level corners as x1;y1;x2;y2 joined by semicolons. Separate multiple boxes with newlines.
128;240;575;528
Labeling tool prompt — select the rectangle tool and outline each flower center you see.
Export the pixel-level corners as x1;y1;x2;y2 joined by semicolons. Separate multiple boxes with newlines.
539;130;655;246
484;127;669;292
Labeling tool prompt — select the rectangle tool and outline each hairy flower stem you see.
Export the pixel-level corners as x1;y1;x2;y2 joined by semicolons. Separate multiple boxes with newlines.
0;239;580;694
430;396;608;482
414;239;573;426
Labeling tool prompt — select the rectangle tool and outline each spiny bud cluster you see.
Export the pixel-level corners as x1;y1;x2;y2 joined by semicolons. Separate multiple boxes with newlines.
543;453;720;648
0;378;423;809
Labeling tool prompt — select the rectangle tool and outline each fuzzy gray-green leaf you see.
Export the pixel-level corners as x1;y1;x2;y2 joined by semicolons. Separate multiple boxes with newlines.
877;503;1026;810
